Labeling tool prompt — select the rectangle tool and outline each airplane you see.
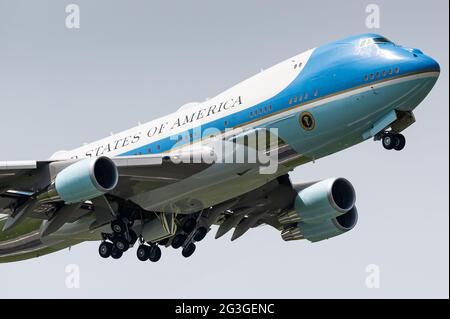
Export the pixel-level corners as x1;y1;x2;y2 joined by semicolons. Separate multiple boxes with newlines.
0;33;440;263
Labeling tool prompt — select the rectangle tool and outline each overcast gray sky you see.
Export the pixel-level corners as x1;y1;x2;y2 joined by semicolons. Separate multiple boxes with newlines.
0;0;448;298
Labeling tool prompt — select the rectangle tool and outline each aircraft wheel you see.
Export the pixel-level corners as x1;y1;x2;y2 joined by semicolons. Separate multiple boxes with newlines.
182;243;196;258
393;134;406;151
182;218;197;233
193;227;208;242
99;241;113;258
136;245;149;261
149;245;162;262
114;236;129;252
111;247;123;259
111;219;126;234
171;234;187;249
382;133;395;150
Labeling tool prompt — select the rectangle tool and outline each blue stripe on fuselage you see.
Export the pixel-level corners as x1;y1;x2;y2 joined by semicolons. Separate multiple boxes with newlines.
119;33;439;157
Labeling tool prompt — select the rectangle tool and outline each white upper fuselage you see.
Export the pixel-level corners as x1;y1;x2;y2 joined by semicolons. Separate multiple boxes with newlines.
54;49;315;160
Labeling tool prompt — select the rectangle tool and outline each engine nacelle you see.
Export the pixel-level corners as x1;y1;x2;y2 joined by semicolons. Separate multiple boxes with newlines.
279;177;358;242
287;206;359;242
279;178;356;224
39;157;119;204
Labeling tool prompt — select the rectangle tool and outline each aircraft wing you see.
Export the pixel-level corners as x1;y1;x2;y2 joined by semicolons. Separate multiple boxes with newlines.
209;174;297;241
0;160;44;192
0;152;215;218
110;154;213;199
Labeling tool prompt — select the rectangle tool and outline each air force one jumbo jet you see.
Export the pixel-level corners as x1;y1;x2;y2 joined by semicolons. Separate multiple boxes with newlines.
0;34;440;263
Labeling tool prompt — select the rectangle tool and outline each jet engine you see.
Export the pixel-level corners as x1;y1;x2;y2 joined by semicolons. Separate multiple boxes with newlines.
38;156;119;204
279;178;358;242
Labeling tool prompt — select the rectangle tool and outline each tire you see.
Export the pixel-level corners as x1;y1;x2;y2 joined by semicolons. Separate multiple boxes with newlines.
193;227;208;242
393;134;406;151
171;234;187;249
149;246;162;262
182;218;197;234
111;219;126;234
114;236;129;252
182;243;196;258
136;245;149;261
382;133;395;150
99;242;113;258
111;247;123;259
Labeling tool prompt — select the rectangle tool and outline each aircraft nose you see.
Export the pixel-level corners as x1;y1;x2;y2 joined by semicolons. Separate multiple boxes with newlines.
423;55;441;73
403;47;440;74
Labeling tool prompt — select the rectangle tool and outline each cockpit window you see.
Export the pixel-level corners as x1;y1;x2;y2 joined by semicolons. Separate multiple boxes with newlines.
372;37;392;44
359;37;394;48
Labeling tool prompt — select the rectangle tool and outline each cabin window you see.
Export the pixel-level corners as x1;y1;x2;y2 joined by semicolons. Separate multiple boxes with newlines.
364;75;369;81
395;67;400;74
388;69;393;75
376;72;380;78
224;120;228;126
370;74;375;80
289;98;293;105
314;89;318;97
268;105;272;111
304;92;308;100
157;145;161;151
382;70;387;77
293;96;297;103
148;148;152;153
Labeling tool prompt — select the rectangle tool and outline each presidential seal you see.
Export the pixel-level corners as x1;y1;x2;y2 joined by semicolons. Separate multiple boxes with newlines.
300;112;315;131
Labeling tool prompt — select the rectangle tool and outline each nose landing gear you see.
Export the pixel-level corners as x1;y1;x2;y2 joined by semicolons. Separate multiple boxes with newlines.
381;132;406;151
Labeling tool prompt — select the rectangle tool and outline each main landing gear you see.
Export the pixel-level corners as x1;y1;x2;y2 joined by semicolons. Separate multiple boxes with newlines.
381;132;406;151
136;243;162;262
98;214;209;262
98;217;138;260
170;217;208;259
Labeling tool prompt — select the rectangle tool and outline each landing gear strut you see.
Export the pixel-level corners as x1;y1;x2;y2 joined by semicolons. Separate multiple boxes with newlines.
382;132;406;151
